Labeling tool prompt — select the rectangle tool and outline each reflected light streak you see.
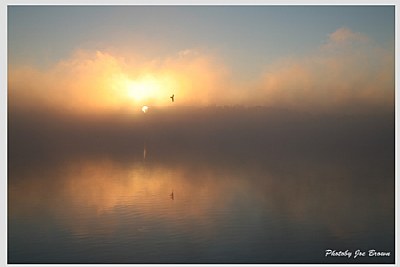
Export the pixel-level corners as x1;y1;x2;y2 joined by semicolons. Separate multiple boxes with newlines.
9;158;240;236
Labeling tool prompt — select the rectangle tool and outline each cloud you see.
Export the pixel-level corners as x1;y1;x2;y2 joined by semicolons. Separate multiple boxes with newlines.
251;27;394;112
8;27;394;114
9;50;128;113
327;27;369;45
8;48;232;114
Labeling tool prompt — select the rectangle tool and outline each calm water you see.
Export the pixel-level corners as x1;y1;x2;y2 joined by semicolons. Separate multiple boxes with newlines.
8;107;394;263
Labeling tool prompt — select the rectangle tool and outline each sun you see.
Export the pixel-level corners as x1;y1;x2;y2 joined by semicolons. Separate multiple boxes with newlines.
142;105;149;113
125;75;161;102
113;72;177;107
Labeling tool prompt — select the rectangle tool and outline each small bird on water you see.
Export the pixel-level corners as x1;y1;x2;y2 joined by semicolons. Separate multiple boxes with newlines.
170;94;174;102
170;190;174;200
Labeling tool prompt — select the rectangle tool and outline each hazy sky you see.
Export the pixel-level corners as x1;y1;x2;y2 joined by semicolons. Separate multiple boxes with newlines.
8;5;395;112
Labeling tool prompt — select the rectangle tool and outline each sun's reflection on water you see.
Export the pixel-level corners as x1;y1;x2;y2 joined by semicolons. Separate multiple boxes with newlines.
9;156;247;237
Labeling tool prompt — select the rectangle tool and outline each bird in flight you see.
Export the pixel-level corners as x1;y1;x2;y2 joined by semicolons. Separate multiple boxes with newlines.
170;94;174;102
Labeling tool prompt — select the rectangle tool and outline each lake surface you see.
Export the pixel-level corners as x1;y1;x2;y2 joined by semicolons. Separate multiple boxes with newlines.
8;107;395;263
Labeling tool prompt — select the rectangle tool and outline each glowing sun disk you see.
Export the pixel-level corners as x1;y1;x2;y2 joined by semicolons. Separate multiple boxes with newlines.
125;76;160;101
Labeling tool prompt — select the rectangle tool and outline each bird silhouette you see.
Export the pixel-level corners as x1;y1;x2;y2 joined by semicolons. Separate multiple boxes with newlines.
170;94;174;102
170;190;174;200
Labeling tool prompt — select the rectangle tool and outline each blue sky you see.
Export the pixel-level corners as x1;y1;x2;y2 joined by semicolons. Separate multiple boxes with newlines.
8;6;394;76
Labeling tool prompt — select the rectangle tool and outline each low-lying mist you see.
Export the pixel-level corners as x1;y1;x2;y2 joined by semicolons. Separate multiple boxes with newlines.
8;105;394;178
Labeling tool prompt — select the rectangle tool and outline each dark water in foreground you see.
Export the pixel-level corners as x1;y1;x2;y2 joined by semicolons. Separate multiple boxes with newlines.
8;107;394;263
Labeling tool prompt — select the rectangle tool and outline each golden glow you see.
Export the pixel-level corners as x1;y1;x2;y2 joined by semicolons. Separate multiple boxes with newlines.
113;72;180;107
125;75;160;102
9;50;235;113
9;158;237;236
